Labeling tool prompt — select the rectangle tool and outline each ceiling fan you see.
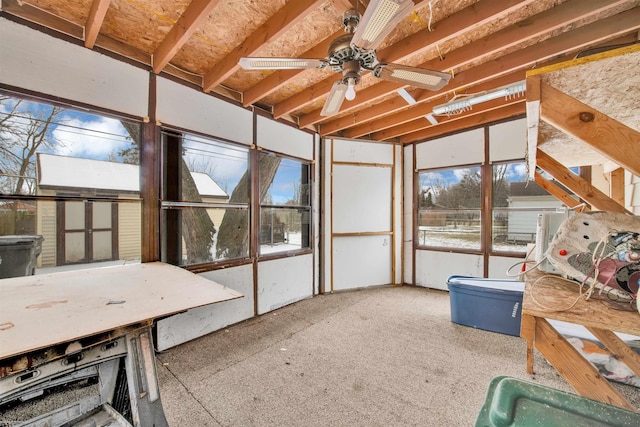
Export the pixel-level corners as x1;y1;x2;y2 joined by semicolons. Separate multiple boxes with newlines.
239;0;452;117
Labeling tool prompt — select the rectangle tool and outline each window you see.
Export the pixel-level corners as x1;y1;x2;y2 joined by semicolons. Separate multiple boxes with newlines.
258;152;311;255
161;131;250;266
417;166;482;250
491;161;568;253
0;93;141;275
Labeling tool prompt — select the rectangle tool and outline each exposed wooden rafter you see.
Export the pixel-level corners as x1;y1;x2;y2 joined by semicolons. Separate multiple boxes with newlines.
202;0;325;93
535;150;629;213
84;0;111;49
533;172;587;211
344;71;525;139
327;0;629;138
317;6;640;137
152;0;222;74
398;102;525;144
275;0;537;121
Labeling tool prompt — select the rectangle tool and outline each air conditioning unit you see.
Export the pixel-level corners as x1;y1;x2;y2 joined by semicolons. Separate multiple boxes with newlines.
535;211;569;273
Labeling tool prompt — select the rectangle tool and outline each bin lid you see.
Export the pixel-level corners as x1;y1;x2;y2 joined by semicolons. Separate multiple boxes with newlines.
0;235;44;246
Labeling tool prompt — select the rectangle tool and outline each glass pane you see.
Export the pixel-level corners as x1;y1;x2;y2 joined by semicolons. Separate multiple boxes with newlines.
179;134;249;203
491;162;570;252
492;209;536;252
259;207;311;255
163;207;250;265
1;96;140;198
419;167;481;209
417;209;481;249
260;154;310;206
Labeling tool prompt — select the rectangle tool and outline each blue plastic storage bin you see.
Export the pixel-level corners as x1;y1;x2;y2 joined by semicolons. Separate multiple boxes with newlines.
447;275;524;337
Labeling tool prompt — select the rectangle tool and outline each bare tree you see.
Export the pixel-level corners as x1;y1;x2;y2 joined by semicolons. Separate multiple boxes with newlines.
0;97;64;195
216;155;281;258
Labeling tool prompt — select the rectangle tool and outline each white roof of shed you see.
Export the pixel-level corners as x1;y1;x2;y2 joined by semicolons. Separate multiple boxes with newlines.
37;153;227;198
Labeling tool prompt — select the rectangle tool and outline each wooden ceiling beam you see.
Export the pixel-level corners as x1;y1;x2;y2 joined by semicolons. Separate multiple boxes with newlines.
398;102;525;144
275;0;533;120
318;6;640;135
535;149;629;213
84;0;111;49
539;81;640;178
242;30;342;107
152;0;222;74
373;97;524;142
316;0;631;133
533;172;586;211
344;71;524;139
202;0;324;93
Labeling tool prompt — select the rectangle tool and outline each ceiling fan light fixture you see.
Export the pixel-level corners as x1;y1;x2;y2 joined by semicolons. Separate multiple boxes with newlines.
345;78;357;101
351;0;414;50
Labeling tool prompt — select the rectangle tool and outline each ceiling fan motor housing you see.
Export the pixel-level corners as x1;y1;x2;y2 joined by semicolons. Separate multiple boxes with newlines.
327;34;378;74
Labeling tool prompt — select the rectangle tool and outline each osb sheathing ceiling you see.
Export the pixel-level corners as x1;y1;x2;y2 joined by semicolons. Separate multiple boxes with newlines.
2;0;639;144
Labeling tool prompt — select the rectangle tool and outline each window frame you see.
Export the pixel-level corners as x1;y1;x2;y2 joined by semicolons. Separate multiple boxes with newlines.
256;149;313;260
0;89;143;271
160;127;252;270
415;163;483;254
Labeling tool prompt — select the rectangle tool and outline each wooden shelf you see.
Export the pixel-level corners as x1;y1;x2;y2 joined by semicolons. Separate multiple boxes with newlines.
521;269;640;410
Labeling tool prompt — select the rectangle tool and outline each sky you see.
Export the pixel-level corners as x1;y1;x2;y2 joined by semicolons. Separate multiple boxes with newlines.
1;95;300;202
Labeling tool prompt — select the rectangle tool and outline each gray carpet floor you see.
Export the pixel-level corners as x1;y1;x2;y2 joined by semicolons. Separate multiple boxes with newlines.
157;285;640;426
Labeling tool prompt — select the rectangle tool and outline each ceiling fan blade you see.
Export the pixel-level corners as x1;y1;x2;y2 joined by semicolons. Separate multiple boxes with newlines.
320;81;348;117
350;0;414;51
239;57;327;70
373;63;451;91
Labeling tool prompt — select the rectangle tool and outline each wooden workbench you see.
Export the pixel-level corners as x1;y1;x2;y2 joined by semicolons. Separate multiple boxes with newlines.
521;269;640;410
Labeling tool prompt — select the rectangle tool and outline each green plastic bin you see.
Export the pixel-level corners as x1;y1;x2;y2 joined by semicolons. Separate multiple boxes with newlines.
475;376;640;427
0;235;44;278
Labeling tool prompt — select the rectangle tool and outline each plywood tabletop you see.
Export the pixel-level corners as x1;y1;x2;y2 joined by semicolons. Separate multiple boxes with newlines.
0;262;243;360
522;269;640;337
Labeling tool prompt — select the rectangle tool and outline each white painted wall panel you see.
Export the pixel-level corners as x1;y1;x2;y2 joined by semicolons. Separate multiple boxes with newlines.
332;164;391;233
0;18;148;117
155;264;254;350
333;235;392;291
415;250;483;290
488;256;523;280
489;118;526;162
257;116;313;160
415;128;484;169
332;138;394;164
257;254;313;314
156;77;252;145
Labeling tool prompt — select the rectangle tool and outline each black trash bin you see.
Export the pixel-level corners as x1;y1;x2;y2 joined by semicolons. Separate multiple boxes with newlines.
0;235;44;279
